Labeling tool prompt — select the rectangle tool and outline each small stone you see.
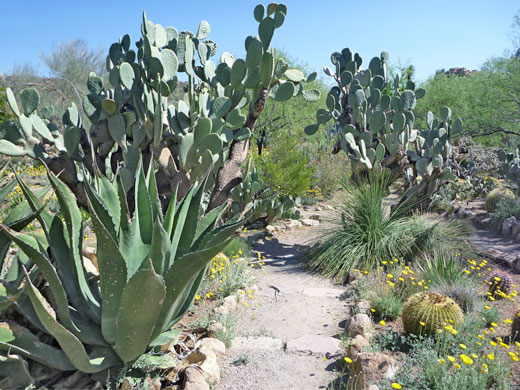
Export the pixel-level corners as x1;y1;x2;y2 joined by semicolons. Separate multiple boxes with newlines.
303;205;311;211
309;214;322;221
256;239;265;245
346;314;372;338
480;217;492;225
347;352;397;390
199;338;226;355
208;322;226;334
301;218;320;227
286;335;342;355
182;367;209;390
266;225;276;233
356;300;371;315
214;295;237;315
285;219;302;229
512;222;520;238
314;206;323;211
347;335;370;359
325;205;333;210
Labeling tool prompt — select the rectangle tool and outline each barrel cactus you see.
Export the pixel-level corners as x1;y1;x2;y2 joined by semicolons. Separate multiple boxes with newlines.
487;269;513;299
485;188;515;212
401;292;464;336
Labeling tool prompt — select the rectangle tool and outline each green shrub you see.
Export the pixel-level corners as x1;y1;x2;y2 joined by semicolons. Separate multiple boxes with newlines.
369;294;402;320
490;196;520;224
485;188;515;212
253;131;315;198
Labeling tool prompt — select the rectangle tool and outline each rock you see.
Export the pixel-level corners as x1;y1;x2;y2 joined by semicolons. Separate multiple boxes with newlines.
256;239;265;245
199;346;220;384
301;218;320;227
356;300;371;315
309;214;322;221
480;217;492;226
303;205;311;211
182;367;209;390
231;337;283;351
286;335;342;355
513;255;520;272
502;216;517;236
512;222;520;238
247;284;259;293
314;206;323;211
367;386;379;390
346;314;372;338
199;338;226;355
266;225;276;233
285;219;302;229
83;256;99;275
347;335;370;359
208;322;226;334
460;209;474;219
214;295;237;315
325;205;334;210
347;352;397;390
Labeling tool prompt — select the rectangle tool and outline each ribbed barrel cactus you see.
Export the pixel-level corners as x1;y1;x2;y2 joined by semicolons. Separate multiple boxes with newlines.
487;269;513;299
306;48;461;203
485;187;515;212
401;292;464;336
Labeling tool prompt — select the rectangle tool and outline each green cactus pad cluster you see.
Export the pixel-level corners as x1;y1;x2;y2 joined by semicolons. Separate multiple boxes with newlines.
401;292;464;336
498;149;520;195
485;187;515;212
487;269;513;299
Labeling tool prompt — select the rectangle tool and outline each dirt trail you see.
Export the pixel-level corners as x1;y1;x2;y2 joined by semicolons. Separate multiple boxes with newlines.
215;219;348;390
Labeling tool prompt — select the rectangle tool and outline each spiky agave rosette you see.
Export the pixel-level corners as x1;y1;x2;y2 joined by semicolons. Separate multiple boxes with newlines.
401;292;464;336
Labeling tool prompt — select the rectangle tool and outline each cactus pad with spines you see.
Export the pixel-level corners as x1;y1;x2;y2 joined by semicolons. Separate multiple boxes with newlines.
401;292;464;336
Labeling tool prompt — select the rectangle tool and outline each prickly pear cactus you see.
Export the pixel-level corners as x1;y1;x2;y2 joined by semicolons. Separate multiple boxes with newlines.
485;187;515;212
0;4;320;210
401;292;464;336
498;149;520;195
306;48;461;201
487;269;513;299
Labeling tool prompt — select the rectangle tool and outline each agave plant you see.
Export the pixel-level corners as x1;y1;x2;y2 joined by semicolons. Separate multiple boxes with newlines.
0;160;243;384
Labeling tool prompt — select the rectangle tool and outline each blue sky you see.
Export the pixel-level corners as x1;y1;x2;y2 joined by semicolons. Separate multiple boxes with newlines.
1;0;518;82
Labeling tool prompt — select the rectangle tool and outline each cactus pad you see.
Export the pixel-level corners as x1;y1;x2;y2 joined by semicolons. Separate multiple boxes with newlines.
401;292;463;336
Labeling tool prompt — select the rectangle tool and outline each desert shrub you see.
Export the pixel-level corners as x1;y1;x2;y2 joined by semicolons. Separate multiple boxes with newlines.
312;151;351;198
490;196;520;224
253;131;315;198
430;279;480;313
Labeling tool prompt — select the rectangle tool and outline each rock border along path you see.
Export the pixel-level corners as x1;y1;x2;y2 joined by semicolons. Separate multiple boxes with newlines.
215;213;349;390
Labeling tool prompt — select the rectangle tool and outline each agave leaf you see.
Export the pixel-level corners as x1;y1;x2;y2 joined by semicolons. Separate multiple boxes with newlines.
47;171;100;316
95;171;121;236
149;328;181;348
152;244;230;340
13;171;54;230
84;178;118;242
0;322;75;371
88;202;127;344
162;184;178;237
167;184;196;266
168;266;207;326
0;225;79;334
0;352;34;387
146;159;162;222
114;263;166;362
23;270;112;373
0;173;21;202
192;202;226;248
149;218;171;276
135;160;153;244
0;280;24;311
176;174;208;257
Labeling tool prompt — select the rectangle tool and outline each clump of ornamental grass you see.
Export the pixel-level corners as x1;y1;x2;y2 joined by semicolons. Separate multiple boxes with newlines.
307;173;473;282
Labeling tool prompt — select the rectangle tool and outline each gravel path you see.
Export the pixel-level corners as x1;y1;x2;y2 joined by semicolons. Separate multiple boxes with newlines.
215;221;349;390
